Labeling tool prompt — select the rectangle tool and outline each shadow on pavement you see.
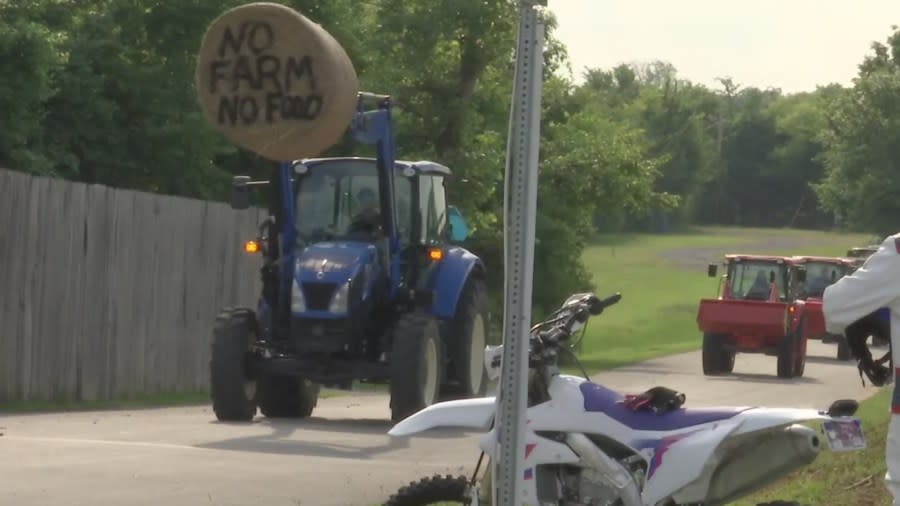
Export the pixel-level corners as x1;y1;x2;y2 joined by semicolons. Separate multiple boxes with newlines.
705;372;823;385
803;355;857;366
197;416;480;459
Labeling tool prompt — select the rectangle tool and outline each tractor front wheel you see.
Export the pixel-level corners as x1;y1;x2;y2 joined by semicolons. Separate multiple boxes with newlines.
702;333;734;375
777;316;806;379
210;308;259;421
443;276;492;398
257;374;319;418
793;316;807;377
390;312;443;423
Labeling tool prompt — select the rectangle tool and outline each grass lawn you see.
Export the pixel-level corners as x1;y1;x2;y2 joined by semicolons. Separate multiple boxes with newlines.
734;386;893;506
0;391;213;414
574;225;872;372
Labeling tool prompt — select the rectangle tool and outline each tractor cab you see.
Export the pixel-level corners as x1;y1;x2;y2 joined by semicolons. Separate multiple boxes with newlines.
708;255;799;303
282;157;468;321
790;256;855;300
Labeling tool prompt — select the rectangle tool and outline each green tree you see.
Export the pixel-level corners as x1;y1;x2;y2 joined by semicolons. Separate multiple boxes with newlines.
815;26;900;235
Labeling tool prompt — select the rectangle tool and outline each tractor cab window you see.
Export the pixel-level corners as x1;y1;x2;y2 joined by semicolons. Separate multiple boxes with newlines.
417;175;447;245
727;261;788;301
394;172;413;245
802;262;846;298
294;160;414;245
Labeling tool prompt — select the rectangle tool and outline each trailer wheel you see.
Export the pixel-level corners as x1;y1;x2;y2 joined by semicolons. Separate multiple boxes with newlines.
390;312;443;423
702;333;734;375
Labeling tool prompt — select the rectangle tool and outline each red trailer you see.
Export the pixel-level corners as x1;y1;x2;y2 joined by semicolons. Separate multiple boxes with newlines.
790;255;858;360
697;255;809;378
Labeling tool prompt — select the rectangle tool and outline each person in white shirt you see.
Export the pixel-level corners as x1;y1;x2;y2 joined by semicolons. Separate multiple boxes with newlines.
823;234;896;503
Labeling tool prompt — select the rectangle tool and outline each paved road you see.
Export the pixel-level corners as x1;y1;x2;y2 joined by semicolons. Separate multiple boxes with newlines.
0;340;886;506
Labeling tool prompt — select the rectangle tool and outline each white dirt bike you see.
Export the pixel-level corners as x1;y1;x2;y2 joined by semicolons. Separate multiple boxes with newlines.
383;292;866;506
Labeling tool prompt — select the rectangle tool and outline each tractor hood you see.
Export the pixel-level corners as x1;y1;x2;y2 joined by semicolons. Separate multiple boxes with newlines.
294;241;377;284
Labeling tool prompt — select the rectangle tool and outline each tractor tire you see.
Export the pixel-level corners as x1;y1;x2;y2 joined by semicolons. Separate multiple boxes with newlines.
837;335;852;361
383;474;469;506
257;374;319;418
210;308;258;421
443;276;492;399
389;312;443;423
702;333;734;375
793;316;807;377
777;317;806;379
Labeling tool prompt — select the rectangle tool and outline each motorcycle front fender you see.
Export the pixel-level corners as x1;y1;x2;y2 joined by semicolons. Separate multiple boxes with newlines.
388;397;496;437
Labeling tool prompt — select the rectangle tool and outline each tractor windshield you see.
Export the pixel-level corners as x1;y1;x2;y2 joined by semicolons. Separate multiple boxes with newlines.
294;159;413;244
801;261;848;298
727;261;789;301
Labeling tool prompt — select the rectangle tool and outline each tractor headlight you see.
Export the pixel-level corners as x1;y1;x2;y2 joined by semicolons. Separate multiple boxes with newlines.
292;277;306;312
330;281;350;314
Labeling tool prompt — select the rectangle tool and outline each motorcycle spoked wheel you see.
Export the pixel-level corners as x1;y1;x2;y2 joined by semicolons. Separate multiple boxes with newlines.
383;474;472;505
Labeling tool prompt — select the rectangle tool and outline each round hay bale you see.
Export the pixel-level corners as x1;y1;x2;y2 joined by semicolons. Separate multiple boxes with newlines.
195;2;359;161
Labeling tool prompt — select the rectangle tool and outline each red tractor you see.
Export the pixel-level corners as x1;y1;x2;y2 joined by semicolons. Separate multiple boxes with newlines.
697;255;809;379
790;255;858;361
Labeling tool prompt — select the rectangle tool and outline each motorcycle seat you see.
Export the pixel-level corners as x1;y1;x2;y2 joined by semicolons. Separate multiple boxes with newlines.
580;382;751;431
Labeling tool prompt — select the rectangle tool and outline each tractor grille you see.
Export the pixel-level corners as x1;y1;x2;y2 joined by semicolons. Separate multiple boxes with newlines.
290;318;355;354
303;282;336;310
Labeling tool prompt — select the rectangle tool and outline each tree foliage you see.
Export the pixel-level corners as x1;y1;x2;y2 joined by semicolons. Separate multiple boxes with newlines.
2;1;899;313
814;26;900;236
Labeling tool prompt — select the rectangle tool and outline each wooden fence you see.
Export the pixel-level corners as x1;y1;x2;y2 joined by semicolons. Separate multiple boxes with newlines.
0;168;267;402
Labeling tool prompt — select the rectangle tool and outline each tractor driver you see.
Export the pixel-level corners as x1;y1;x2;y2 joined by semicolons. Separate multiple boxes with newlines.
347;187;383;240
745;270;771;300
822;234;899;505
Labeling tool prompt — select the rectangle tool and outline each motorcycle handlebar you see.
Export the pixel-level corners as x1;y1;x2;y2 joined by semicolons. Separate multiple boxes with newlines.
531;291;622;348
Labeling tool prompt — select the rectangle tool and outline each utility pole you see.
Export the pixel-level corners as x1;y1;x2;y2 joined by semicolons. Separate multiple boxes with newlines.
493;1;545;505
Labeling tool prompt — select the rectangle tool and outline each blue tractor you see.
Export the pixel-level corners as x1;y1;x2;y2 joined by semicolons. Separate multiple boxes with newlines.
211;92;496;422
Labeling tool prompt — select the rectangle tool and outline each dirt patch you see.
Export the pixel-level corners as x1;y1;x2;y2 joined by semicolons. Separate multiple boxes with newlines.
661;234;851;271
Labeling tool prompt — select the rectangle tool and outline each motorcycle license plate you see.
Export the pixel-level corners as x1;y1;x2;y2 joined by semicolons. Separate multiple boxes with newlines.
822;418;866;451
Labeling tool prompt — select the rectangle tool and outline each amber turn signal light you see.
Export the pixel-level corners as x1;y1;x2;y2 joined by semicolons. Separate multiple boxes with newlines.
427;248;443;261
244;240;260;254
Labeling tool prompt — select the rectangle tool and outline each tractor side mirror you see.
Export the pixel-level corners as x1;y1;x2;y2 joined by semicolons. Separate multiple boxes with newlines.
231;176;252;210
707;263;718;277
447;206;470;242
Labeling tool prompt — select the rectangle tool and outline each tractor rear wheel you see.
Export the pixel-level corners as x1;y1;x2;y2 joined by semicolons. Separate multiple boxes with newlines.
702;333;734;375
443;276;492;398
210;308;259;421
257;374;319;418
390;312;443;423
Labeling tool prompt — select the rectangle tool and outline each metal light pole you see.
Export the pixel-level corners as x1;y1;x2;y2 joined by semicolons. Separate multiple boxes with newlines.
493;1;545;505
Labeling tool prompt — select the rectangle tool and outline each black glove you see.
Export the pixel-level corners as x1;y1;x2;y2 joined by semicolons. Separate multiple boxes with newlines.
845;311;892;387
